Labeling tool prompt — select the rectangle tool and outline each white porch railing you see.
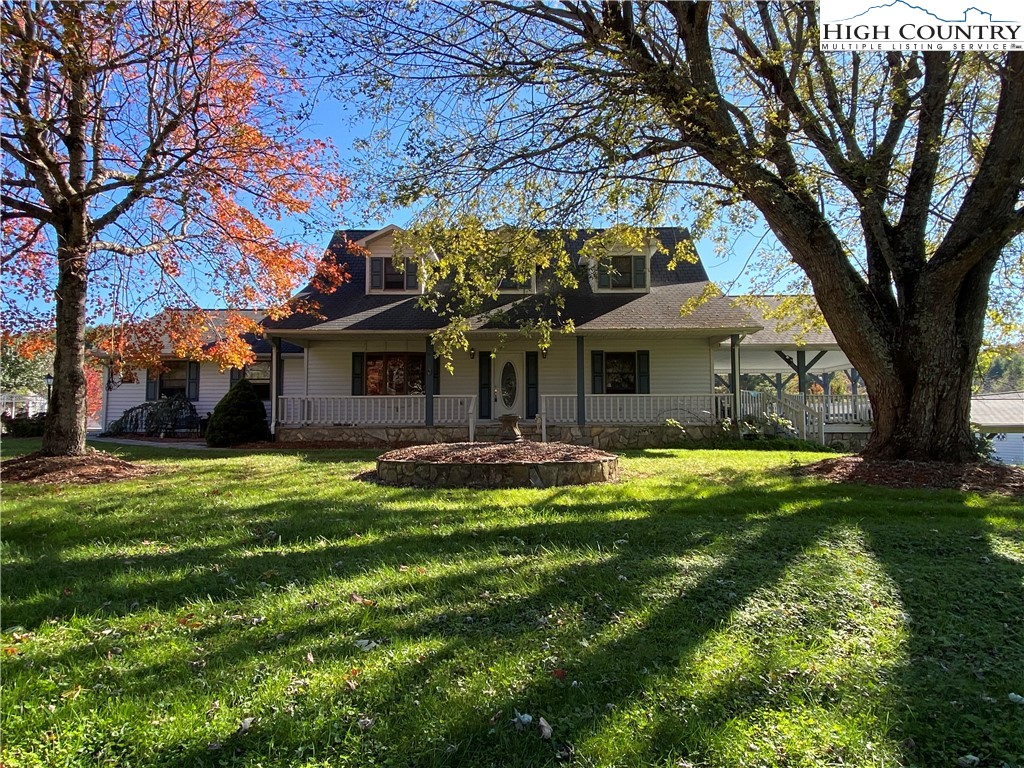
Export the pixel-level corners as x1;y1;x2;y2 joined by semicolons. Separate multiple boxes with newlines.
277;395;477;437
804;393;872;424
541;393;732;426
539;392;826;442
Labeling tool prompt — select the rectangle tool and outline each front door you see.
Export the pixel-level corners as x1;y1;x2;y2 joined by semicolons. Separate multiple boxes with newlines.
492;353;523;418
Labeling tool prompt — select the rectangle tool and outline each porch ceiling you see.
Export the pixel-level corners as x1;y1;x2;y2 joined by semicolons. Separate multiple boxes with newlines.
713;346;852;374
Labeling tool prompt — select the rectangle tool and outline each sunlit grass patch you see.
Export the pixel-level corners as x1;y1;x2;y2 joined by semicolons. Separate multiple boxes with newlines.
1;441;1021;767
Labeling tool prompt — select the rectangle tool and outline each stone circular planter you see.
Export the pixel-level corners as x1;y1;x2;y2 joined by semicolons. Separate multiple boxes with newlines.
375;441;619;488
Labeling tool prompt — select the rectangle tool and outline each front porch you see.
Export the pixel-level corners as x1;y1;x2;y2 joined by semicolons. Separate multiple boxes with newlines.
274;391;874;446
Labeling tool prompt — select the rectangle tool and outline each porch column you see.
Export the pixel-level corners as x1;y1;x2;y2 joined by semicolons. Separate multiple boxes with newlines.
850;368;860;398
730;334;741;421
576;335;586;426
425;337;435;427
270;336;281;436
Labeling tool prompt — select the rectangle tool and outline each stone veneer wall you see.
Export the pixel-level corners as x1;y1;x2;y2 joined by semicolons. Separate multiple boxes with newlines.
377;455;619;488
276;423;719;450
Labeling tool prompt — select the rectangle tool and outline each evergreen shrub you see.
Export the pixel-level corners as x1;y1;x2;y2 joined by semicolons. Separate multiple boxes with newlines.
205;378;270;447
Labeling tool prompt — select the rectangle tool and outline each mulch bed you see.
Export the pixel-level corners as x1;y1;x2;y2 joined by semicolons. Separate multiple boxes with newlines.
0;449;158;485
379;441;616;464
795;456;1024;496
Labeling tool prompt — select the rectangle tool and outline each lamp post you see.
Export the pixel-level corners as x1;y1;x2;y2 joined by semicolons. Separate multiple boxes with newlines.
44;373;53;412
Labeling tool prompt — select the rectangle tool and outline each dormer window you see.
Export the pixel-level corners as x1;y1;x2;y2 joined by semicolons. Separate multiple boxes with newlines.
498;268;537;293
598;254;647;290
370;256;418;291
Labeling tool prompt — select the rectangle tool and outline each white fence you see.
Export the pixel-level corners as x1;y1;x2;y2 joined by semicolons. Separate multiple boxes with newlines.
1;393;47;418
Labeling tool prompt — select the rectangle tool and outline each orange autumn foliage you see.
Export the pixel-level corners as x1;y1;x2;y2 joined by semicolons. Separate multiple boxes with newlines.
2;1;350;381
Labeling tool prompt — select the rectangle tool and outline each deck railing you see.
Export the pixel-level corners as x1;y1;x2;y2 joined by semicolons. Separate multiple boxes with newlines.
277;395;477;435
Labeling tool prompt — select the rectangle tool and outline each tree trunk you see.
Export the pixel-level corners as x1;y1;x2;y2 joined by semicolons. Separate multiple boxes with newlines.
41;228;89;457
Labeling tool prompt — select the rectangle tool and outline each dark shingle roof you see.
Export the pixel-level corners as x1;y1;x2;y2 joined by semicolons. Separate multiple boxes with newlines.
263;227;757;335
727;296;837;347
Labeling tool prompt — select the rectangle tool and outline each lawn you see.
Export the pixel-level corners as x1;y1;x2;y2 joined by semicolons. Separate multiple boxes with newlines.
1;440;1022;768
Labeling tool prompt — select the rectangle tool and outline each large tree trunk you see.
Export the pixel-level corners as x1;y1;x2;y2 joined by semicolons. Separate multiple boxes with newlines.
41;226;89;457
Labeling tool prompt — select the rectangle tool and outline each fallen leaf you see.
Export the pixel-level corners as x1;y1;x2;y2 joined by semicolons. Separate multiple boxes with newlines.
538;717;553;740
345;679;359;691
305;651;315;665
357;716;375;731
488;710;503;725
236;717;255;736
348;592;376;606
353;639;378;651
3;647;18;655
550;668;567;680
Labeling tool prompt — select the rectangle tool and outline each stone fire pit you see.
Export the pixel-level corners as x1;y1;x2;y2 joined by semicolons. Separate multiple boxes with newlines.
375;441;619;488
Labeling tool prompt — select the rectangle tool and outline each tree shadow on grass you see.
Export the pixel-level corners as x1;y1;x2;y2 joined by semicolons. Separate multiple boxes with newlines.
2;469;1021;767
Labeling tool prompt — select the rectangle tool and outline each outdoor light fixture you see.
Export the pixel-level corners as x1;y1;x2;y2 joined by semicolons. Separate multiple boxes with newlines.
541;348;548;359
469;347;476;359
44;373;54;406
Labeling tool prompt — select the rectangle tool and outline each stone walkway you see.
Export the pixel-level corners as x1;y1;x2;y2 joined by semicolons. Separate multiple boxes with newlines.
89;435;212;450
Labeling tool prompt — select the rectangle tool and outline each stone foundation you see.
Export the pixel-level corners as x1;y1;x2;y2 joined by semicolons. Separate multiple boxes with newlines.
275;422;718;450
823;430;871;452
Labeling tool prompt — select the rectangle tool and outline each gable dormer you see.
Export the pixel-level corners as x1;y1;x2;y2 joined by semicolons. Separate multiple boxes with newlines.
357;225;429;295
587;237;659;293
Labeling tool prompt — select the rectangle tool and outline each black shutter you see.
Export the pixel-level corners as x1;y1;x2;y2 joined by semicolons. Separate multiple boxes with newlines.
187;362;200;401
478;353;491;419
146;370;158;401
597;263;610;289
433;355;441;395
591;351;604;393
230;367;243;388
633;255;646;288
525;351;539;418
352;352;364;395
405;258;418;290
370;258;382;289
637;350;650;394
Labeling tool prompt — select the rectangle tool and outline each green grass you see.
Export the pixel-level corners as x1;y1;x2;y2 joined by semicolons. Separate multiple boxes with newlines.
1;439;1022;768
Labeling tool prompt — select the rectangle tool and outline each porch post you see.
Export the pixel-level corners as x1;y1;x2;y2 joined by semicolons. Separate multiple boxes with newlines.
270;336;281;436
425;337;435;427
796;350;807;394
850;368;860;398
730;334;741;421
576;335;586;426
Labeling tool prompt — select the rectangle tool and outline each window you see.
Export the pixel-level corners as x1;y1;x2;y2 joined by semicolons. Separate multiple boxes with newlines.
364;353;426;395
231;361;271;400
604;353;637;394
146;361;199;401
369;256;418;291
592;350;650;395
597;254;647;290
497;267;537;292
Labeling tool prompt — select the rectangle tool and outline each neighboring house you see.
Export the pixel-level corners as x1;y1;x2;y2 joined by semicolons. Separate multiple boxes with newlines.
262;225;767;449
97;310;303;432
972;391;1024;465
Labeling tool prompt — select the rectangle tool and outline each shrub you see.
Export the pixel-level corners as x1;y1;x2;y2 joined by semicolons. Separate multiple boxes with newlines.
205;378;270;447
106;395;198;437
2;412;46;437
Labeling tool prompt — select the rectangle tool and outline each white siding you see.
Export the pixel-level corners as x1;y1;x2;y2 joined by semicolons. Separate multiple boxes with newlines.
281;356;305;397
302;336;714;399
103;371;147;429
993;433;1024;466
102;362;234;427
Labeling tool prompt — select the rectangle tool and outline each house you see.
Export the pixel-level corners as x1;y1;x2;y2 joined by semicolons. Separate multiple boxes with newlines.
261;225;767;449
98;310;303;433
